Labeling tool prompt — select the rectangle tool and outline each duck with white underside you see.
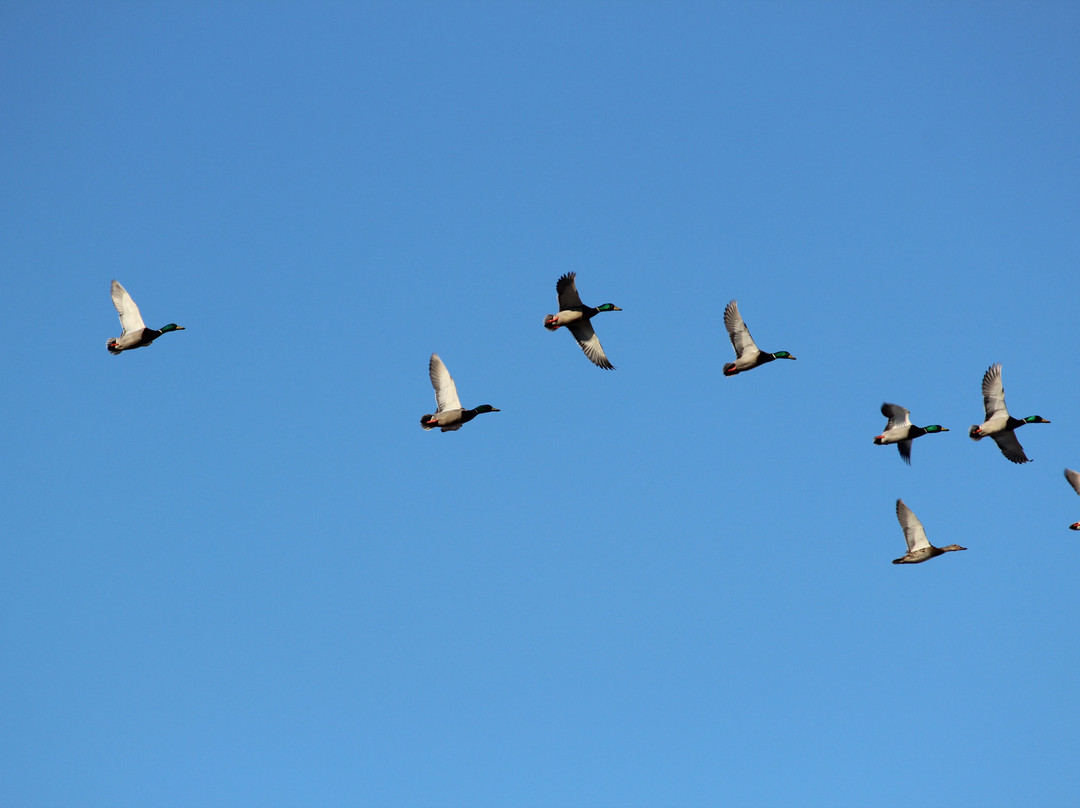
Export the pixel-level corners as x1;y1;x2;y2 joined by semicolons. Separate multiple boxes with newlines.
892;499;967;564
420;353;500;432
106;279;185;354
969;362;1050;464
1064;469;1080;531
873;402;948;464
544;272;621;369
722;299;795;376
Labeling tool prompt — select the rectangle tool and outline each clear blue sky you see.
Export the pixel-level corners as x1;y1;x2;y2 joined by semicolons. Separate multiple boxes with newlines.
3;2;1080;806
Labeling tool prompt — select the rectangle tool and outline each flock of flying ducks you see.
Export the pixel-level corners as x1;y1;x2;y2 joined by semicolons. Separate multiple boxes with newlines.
871;361;1080;561
106;274;1080;561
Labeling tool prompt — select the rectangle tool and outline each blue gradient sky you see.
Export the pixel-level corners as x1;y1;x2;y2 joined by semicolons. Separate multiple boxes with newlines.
3;3;1080;806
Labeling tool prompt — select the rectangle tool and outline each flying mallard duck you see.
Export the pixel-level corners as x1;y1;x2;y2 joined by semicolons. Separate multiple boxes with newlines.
420;353;500;432
969;363;1050;464
873;402;948;464
106;279;185;354
544;272;621;369
892;499;967;564
1064;469;1080;530
722;299;795;376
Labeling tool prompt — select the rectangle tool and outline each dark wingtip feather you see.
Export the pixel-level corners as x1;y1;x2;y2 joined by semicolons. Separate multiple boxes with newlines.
898;440;912;465
587;352;615;370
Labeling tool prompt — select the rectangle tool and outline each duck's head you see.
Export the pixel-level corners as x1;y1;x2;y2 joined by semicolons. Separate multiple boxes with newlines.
1024;415;1050;424
969;425;983;438
473;405;500;414
924;425;949;433
941;544;967;552
597;304;621;312
771;351;795;360
1069;522;1080;531
160;323;185;333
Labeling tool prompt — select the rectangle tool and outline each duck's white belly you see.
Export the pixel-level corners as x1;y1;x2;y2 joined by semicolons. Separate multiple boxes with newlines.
435;409;465;426
112;328;151;351
877;426;910;445
977;413;1010;436
554;309;586;326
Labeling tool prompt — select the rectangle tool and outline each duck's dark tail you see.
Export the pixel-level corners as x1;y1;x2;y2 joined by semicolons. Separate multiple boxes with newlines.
106;339;122;355
420;414;437;430
543;315;559;331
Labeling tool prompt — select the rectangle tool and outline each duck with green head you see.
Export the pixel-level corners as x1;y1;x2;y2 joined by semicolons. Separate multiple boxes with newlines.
873;402;948;465
969;363;1050;463
420;353;500;432
544;272;621;369
722;299;795;376
106;279;185;354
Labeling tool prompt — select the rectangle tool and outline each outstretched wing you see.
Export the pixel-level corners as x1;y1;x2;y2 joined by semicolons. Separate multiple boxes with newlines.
896;499;931;553
555;272;584;310
981;363;1008;421
1066;468;1080;496
428;353;462;413
111;279;145;336
567;320;614;369
880;402;912;431
992;430;1030;464
723;299;759;359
